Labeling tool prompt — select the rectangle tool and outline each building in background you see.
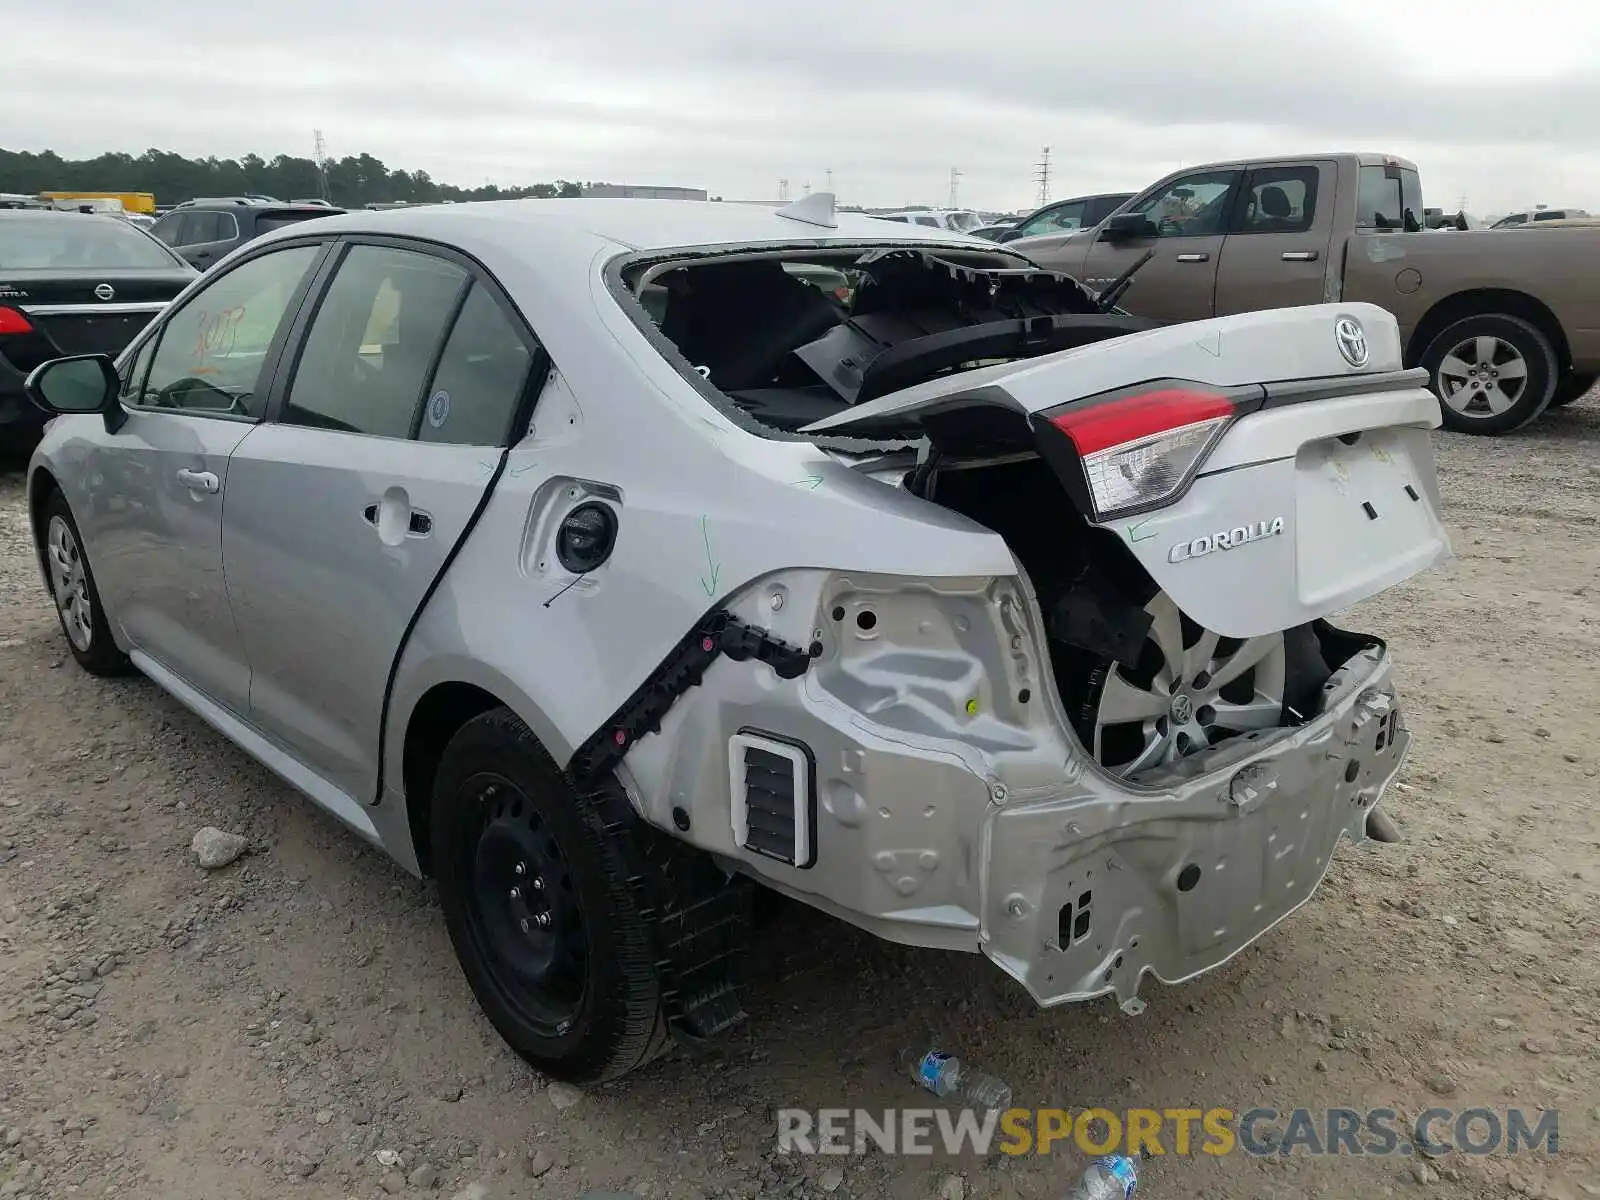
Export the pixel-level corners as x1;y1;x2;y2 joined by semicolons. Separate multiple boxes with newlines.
581;184;707;201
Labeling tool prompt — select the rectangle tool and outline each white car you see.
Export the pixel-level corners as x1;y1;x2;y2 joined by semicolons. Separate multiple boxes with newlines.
22;192;1450;1082
875;208;988;234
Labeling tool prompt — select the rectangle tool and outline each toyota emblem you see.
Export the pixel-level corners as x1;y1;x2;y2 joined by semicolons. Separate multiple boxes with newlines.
94;283;116;301
1334;316;1369;368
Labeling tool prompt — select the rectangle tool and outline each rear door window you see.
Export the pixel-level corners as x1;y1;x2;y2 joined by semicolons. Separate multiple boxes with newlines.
187;212;224;244
1235;166;1319;234
416;283;536;446
282;244;467;438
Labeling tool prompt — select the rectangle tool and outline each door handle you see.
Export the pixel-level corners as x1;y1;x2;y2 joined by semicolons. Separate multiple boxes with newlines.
362;502;432;537
1175;252;1210;263
175;468;219;494
1281;250;1319;261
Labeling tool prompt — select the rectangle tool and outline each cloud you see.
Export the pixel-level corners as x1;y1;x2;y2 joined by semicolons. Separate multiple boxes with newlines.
2;0;1596;213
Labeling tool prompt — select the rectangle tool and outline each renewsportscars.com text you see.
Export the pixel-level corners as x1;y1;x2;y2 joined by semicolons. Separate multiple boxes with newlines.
776;1107;1560;1158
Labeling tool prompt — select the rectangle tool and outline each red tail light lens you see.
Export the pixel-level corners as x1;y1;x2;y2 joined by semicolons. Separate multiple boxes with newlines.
0;306;34;335
1047;387;1236;520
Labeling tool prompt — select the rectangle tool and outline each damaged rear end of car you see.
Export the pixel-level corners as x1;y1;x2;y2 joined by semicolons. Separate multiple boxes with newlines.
601;237;1450;1015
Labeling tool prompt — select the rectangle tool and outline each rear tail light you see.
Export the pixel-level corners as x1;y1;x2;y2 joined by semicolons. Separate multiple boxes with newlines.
0;306;34;335
1044;387;1238;521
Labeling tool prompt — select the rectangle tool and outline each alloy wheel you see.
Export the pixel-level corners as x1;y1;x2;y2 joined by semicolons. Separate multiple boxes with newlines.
46;516;94;653
1436;335;1530;418
1092;591;1287;777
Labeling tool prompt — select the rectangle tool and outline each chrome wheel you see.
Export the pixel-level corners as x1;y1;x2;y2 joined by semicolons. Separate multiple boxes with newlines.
1091;591;1286;777
1436;335;1529;418
46;515;94;653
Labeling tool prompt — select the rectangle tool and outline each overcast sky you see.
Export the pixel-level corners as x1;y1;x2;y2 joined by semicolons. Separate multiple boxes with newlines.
4;0;1597;215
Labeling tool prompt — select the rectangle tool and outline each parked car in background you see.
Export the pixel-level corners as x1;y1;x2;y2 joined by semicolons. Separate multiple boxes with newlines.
990;193;1136;243
1490;208;1590;228
1009;153;1600;433
150;201;343;270
1;210;195;450
24;195;1444;1083
874;209;987;233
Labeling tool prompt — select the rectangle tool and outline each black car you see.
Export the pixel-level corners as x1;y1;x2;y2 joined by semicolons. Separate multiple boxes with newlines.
1;211;197;450
993;192;1136;242
149;200;344;271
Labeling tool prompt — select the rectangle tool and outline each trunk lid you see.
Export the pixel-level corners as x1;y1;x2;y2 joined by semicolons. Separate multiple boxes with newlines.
1;267;193;372
806;302;1453;638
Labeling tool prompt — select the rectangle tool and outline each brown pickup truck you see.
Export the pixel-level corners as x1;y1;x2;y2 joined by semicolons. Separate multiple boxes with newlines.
1010;152;1600;434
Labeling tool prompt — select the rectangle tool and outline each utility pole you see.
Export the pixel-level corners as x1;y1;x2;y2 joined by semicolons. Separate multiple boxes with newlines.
1034;147;1051;207
778;179;790;201
312;129;330;202
948;167;962;209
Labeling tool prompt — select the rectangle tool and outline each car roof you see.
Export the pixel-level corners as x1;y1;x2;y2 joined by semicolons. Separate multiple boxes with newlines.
266;198;1000;254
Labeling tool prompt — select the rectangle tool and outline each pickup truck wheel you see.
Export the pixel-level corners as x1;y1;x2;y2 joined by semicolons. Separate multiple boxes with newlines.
1422;313;1558;434
1549;372;1596;408
431;707;668;1084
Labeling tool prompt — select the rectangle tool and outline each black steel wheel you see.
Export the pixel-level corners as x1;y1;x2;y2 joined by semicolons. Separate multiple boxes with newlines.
431;708;668;1083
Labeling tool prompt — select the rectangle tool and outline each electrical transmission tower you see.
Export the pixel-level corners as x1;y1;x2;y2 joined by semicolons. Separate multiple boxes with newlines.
948;167;962;209
313;129;330;202
825;168;834;194
778;179;791;201
1034;147;1052;206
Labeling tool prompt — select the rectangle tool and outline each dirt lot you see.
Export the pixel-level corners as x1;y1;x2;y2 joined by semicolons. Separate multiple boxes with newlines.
2;396;1598;1200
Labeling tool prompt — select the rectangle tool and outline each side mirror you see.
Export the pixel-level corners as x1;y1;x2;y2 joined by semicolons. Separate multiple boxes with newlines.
1101;212;1155;241
25;354;123;430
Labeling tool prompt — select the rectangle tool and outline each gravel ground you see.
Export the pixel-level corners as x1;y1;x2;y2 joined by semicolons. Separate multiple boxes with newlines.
1;395;1597;1200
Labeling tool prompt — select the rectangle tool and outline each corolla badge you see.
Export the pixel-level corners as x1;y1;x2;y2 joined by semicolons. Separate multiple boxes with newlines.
94;283;116;301
1168;517;1286;564
1334;316;1369;367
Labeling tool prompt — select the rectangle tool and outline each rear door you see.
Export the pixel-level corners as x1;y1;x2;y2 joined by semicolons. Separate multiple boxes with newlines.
182;211;239;272
221;239;542;801
1076;169;1242;322
1213;161;1338;315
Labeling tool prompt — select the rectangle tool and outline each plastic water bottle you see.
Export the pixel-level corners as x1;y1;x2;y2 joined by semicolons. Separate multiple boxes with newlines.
1062;1155;1138;1200
902;1048;1013;1111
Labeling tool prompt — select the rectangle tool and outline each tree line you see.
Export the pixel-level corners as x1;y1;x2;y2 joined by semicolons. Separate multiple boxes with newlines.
0;147;594;207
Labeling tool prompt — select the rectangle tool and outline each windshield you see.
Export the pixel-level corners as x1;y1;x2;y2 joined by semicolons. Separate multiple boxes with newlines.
0;215;182;270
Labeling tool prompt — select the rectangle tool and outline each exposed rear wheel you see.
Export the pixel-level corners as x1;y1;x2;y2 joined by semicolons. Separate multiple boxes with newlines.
1074;591;1290;779
1548;372;1596;408
431;707;668;1084
1422;313;1557;435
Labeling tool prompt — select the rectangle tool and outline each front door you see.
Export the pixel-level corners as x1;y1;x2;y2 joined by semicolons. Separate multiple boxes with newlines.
1076;168;1243;323
84;242;324;715
222;241;540;801
1213;162;1338;315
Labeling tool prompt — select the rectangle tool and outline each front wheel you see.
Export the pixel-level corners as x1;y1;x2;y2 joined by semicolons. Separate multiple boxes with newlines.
1421;313;1558;435
40;491;129;677
431;707;669;1084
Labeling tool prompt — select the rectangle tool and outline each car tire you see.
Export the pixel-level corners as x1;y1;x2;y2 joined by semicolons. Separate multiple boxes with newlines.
40;490;130;677
1548;372;1596;408
430;707;670;1084
1421;313;1558;435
